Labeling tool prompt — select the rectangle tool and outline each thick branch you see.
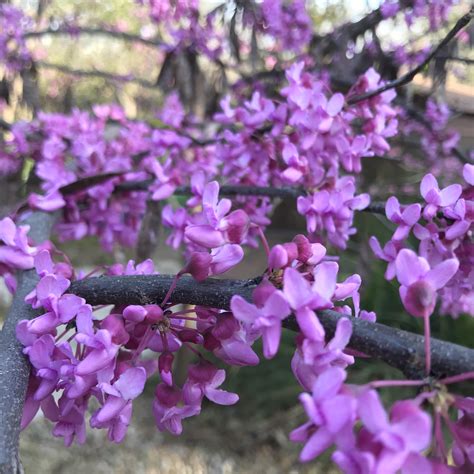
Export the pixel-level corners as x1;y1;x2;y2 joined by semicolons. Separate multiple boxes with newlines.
113;181;387;214
348;8;474;104
0;212;55;474
69;274;474;380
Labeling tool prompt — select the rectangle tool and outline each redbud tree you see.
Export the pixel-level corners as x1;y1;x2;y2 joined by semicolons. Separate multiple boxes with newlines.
0;1;473;473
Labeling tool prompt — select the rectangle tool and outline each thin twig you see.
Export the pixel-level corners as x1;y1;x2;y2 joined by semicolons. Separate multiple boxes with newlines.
24;27;163;48
347;8;474;104
36;61;158;89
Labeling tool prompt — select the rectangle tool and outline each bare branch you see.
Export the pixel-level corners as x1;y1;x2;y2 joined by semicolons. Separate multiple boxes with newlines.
68;273;474;380
347;8;474;104
36;61;158;89
24;27;162;48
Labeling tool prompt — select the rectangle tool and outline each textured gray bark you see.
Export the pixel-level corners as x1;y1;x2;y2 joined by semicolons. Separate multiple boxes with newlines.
69;274;474;380
0;212;55;474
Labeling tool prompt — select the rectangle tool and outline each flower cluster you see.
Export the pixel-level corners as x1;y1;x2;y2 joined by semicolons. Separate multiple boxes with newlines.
381;0;458;30
297;176;370;249
0;5;31;73
259;0;312;52
1;62;398;253
0;217;41;293
371;165;474;319
16;249;242;443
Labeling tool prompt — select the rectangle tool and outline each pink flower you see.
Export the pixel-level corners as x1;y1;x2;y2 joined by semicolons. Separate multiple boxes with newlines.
395;249;459;318
183;362;239;406
420;173;462;220
184;181;249;249
290;367;356;462
385;197;421;241
91;367;147;442
231;288;290;359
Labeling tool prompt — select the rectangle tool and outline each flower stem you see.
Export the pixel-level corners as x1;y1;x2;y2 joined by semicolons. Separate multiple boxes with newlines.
439;371;474;385
369;379;425;389
424;312;431;375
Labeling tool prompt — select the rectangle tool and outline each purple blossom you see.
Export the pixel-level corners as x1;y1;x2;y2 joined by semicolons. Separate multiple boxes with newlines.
420;173;462;220
290;367;356;462
395;249;459;318
183;362;239;406
90;367;146;442
385;197;421;241
231;287;290;359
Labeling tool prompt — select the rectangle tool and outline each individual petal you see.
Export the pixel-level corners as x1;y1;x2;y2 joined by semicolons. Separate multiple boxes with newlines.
369;236;385;260
424;258;459;290
204;387;239;405
439;184;462;207
313;367;346;401
202;181;220;226
296;307;325;342
358;389;389;433
0;217;17;246
230;296;258;324
326;93;344;116
313;261;338;301
327;318;352;351
321;394;355;434
114;367;147;400
262;323;282;359
420;174;438;199
283;267;313;310
123;305;147;323
263;290;290;320
209;244;243;274
395;249;429;286
300;427;334;462
401;204;421;226
94;396;127;423
385;196;400;221
445;220;470;241
463;163;474;185
184;225;226;248
34;250;54;275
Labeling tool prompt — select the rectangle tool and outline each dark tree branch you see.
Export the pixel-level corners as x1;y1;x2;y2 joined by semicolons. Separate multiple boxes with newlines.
113;181;388;214
69;274;474;380
36;61;158;89
0;212;56;474
348;8;474;104
24;27;162;48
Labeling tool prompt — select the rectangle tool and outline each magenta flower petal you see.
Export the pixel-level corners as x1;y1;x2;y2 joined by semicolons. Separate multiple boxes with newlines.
401;203;421;226
439;184;462;207
358;389;389;433
463;163;474;185
424;258;459;290
395;249;429;286
262;324;282;359
230;295;258;324
326;93;344;117
184;225;226;248
300;427;333;462
283;267;313;310
114;367;147;400
420;173;438;199
296;307;325;342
